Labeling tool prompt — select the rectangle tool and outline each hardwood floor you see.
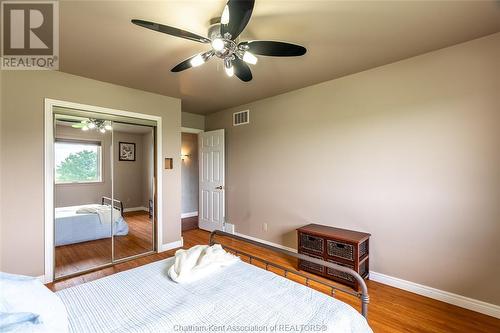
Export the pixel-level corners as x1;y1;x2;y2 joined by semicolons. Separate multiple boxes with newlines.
114;211;154;260
54;211;153;278
48;226;500;333
182;215;198;231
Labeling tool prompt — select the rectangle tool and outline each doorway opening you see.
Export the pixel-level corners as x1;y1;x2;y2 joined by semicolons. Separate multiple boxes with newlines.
181;129;202;231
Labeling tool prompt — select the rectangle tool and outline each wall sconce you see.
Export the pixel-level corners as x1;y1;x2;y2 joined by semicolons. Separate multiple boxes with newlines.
181;154;191;160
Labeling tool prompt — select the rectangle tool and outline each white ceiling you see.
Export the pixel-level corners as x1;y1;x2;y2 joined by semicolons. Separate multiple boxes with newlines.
59;0;500;114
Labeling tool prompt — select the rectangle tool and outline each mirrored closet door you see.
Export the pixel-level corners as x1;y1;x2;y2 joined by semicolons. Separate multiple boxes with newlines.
113;123;155;260
53;109;156;279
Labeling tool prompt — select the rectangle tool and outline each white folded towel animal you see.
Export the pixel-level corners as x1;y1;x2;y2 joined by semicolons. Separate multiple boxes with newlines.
168;244;239;283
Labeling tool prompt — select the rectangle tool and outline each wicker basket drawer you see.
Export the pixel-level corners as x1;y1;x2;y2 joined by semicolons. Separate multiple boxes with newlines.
359;260;368;278
327;240;354;261
326;259;355;283
359;239;369;259
299;253;324;273
299;233;324;253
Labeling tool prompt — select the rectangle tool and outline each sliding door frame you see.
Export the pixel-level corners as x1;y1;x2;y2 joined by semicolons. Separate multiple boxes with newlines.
43;98;163;283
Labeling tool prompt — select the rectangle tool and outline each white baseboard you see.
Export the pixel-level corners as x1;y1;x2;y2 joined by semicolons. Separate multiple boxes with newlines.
233;232;297;254
223;223;235;234
159;238;184;252
369;271;500;319
123;206;148;213
181;211;198;218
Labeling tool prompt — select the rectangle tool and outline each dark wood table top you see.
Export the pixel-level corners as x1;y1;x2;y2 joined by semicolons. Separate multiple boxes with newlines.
297;224;371;243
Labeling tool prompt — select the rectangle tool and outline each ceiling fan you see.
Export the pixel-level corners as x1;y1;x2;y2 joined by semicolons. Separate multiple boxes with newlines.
71;119;113;133
131;0;307;82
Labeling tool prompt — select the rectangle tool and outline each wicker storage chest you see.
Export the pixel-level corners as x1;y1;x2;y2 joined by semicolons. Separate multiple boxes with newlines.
297;224;370;290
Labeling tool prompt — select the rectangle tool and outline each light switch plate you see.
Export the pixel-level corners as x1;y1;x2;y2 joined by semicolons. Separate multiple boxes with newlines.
164;158;173;169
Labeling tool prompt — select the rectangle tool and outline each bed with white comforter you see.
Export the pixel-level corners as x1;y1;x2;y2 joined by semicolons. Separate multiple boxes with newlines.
55;204;128;246
56;256;372;333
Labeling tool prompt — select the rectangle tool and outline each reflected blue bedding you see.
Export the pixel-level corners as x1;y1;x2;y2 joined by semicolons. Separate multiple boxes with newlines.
55;205;128;246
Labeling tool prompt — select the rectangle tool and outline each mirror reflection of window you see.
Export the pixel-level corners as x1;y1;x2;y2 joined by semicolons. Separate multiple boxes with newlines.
55;140;102;184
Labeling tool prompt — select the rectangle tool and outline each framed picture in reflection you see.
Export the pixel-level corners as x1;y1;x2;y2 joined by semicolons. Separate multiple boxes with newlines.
119;142;136;161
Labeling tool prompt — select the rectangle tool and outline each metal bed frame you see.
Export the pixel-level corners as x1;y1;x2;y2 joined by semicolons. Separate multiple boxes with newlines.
101;196;124;215
210;230;369;318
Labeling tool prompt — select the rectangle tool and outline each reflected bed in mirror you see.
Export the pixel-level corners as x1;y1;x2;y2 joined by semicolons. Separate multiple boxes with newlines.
54;197;128;246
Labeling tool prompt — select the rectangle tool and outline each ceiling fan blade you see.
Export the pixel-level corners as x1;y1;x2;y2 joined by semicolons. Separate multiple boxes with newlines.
132;19;210;44
239;41;307;57
71;123;85;128
233;57;252;82
171;51;214;72
221;0;255;40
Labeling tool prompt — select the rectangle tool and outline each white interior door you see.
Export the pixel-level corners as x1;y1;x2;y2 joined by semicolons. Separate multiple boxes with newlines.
199;129;225;231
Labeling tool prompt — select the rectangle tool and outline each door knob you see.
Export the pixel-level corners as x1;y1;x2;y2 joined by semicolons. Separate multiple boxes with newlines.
215;186;223;190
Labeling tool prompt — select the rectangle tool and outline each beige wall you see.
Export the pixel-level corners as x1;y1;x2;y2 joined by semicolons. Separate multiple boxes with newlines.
182;112;205;130
0;69;3;254
206;33;500;305
181;133;199;214
0;69;3;262
0;70;182;277
113;130;150;209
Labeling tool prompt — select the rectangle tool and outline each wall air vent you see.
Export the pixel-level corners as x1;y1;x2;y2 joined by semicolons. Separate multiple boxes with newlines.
233;110;250;126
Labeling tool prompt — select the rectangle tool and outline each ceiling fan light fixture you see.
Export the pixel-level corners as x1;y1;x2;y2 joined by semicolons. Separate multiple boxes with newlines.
104;123;113;131
211;38;225;51
133;0;307;82
190;54;205;67
87;122;96;129
242;51;258;65
224;58;234;77
221;5;230;24
99;128;106;134
225;65;234;77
